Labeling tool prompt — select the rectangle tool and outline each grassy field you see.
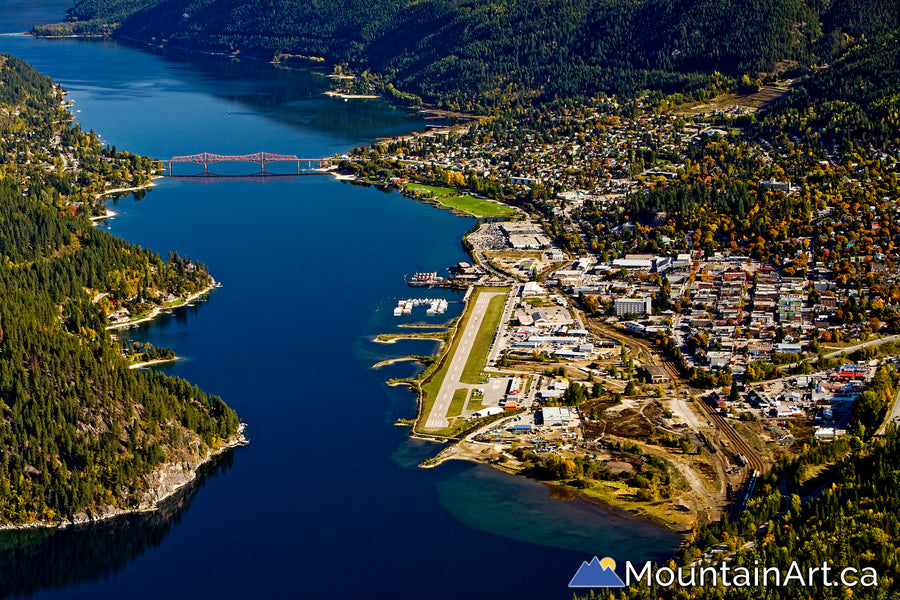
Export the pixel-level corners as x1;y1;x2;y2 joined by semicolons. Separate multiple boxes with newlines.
403;183;516;218
417;287;510;433
404;183;456;196
376;331;447;343
460;292;509;384
796;463;830;487
437;196;517;217
672;86;788;116
425;410;518;440
447;388;469;418
485;250;544;260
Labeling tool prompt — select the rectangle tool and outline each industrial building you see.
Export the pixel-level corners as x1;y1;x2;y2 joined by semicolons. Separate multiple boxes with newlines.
540;406;576;426
641;365;671;384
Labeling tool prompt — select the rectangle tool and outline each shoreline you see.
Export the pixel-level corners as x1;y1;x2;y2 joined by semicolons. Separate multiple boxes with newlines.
89;167;161;223
407;190;520;219
374;333;447;344
325;149;519;222
106;280;220;330
0;425;249;532
90;208;117;222
372;356;422;369
129;356;180;369
325;91;380;99
328;169;508;218
96;180;157;198
423;436;693;534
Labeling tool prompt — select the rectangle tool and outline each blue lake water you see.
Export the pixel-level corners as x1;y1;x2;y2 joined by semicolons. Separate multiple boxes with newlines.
0;5;680;599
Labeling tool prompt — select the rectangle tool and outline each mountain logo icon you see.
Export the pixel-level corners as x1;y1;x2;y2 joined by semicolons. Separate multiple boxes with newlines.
568;556;627;588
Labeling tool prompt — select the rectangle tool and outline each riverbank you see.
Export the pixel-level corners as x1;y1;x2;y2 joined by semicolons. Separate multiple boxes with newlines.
106;279;220;330
0;425;249;531
90;209;117;222
90;174;159;222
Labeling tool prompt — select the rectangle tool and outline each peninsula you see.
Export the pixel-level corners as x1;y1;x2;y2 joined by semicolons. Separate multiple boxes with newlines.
0;54;243;528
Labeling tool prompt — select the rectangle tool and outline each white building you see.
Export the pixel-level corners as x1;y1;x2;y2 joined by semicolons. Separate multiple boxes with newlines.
614;296;653;317
707;351;733;368
522;281;547;297
612;258;652;269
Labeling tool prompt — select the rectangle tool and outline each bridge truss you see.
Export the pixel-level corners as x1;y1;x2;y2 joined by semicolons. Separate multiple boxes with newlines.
164;152;330;175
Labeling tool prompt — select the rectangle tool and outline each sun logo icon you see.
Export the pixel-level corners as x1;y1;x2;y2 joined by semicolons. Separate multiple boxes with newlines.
569;556;628;588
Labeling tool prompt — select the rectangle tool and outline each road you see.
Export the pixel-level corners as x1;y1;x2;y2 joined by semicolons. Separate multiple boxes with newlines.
424;291;507;429
820;334;900;359
877;384;900;436
775;334;900;373
486;284;520;366
473;247;512;281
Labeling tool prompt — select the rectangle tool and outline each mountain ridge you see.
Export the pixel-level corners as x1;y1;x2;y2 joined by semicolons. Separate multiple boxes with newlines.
34;0;900;110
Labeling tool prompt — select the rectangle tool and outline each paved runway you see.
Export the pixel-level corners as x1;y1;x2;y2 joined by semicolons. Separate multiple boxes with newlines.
425;291;506;429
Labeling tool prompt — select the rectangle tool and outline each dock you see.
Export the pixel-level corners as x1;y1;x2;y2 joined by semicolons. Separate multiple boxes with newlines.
393;298;449;316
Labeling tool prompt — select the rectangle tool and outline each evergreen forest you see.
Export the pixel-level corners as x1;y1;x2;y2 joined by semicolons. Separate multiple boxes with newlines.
0;55;240;525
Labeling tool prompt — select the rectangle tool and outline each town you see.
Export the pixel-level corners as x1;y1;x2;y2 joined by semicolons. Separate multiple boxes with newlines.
367;88;900;530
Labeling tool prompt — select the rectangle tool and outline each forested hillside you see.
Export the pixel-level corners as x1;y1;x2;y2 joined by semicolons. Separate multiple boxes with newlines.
0;55;240;525
762;32;900;148
607;414;900;599
34;0;899;111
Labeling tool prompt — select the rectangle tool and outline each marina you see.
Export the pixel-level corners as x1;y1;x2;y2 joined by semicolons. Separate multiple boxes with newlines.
393;298;450;316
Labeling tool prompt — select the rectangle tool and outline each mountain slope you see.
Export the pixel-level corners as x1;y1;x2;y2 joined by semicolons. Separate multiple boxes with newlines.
35;0;898;109
763;31;900;147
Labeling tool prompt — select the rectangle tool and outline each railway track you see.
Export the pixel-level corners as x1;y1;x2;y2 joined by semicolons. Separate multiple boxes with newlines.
705;410;765;472
590;323;765;467
588;320;767;516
